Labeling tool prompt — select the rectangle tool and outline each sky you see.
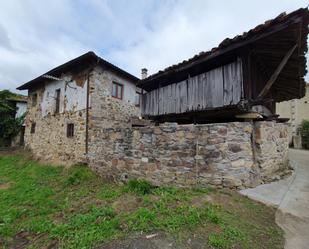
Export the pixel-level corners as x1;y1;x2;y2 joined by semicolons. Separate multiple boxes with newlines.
0;0;308;94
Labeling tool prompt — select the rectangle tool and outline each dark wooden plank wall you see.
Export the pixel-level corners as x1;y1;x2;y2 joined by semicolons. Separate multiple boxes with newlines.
142;58;243;116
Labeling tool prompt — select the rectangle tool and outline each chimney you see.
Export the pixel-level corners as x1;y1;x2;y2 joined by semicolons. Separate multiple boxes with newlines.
141;68;148;79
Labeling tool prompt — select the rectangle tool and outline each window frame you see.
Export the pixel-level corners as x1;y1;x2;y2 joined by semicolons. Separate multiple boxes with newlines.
32;93;37;107
30;122;36;134
55;89;61;114
111;82;123;100
66;123;74;138
135;91;141;107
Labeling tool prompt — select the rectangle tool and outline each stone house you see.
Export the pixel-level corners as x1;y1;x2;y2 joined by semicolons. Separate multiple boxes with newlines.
17;52;141;165
17;8;309;189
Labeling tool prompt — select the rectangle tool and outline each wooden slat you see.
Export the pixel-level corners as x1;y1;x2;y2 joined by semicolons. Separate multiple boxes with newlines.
158;87;164;115
179;80;187;113
223;58;243;105
200;73;207;109
223;63;233;105
142;60;243;116
209;67;224;107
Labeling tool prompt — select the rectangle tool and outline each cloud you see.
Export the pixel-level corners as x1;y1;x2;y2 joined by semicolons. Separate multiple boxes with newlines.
0;0;90;93
0;24;12;49
0;0;308;93
108;0;309;78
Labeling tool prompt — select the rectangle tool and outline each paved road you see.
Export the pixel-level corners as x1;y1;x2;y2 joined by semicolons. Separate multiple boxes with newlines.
240;149;309;249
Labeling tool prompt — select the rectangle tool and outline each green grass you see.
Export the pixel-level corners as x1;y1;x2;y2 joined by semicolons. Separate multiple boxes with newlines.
0;152;284;249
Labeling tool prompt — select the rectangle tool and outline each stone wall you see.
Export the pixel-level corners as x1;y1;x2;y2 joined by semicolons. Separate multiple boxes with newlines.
24;70;88;165
254;121;289;180
88;121;289;189
24;107;87;165
88;66;140;129
24;65;140;166
88;66;140;158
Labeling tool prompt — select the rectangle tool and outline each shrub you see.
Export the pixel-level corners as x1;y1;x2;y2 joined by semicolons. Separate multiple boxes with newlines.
299;120;309;149
125;179;154;195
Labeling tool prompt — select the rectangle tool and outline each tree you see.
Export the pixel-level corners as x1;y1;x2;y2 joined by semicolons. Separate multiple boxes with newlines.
0;90;25;147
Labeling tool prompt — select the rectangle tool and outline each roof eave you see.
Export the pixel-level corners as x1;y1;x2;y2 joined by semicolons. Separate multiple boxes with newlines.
17;51;139;90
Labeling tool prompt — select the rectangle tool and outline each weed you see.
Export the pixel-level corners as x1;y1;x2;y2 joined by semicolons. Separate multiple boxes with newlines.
97;185;122;200
208;226;244;249
205;207;221;224
64;166;94;186
208;232;230;249
125;179;154;195
125;207;156;232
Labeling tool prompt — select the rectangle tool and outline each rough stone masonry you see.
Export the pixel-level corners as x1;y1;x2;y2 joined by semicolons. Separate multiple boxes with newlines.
88;121;289;189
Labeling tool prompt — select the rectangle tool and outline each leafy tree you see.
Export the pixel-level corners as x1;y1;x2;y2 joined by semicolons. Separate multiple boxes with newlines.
0;90;25;147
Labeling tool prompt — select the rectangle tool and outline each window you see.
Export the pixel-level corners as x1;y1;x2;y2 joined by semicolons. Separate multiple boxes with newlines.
67;123;74;138
55;89;61;114
112;82;123;99
135;92;141;106
30;122;36;134
32;93;37;107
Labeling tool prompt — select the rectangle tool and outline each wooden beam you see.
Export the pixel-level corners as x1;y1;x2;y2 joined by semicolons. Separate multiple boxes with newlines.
258;43;298;98
236;112;263;119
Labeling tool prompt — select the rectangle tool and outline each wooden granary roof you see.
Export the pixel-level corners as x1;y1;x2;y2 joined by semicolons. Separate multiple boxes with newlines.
139;8;309;103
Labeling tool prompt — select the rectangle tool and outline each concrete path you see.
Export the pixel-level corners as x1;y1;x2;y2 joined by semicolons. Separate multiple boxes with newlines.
240;149;309;249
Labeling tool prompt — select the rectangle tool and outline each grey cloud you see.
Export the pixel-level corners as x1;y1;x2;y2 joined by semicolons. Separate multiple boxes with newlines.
0;23;12;49
0;0;308;93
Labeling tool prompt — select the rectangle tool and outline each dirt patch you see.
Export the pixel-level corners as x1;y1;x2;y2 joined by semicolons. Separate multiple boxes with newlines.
7;231;54;249
190;195;214;208
98;233;186;249
8;231;32;249
112;195;142;213
0;182;11;190
98;225;224;249
0;147;21;156
0;148;33;161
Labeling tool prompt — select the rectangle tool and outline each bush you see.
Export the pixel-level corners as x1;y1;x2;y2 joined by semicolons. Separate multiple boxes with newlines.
299;120;309;149
0;90;25;147
126;179;154;195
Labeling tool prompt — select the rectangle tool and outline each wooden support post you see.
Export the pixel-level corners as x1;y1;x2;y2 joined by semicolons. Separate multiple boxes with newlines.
257;43;297;98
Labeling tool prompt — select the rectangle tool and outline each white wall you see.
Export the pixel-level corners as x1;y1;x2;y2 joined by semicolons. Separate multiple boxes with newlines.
103;67;140;105
33;67;139;118
41;74;87;117
276;84;309;135
15;102;27;118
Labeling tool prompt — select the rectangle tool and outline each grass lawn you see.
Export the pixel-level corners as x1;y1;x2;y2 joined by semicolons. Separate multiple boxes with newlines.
0;151;284;249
